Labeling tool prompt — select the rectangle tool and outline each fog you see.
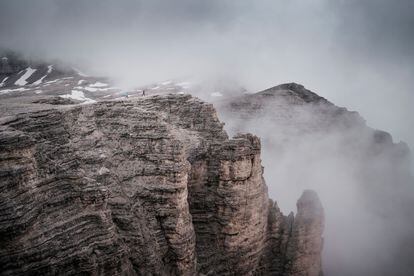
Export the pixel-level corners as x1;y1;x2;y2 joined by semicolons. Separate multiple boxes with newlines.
1;0;414;275
216;93;414;275
1;0;413;148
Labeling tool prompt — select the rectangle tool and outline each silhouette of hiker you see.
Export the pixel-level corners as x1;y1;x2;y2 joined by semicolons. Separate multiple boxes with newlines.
142;89;146;96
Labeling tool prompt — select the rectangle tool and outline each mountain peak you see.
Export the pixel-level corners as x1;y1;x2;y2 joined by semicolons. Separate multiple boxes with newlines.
257;83;329;104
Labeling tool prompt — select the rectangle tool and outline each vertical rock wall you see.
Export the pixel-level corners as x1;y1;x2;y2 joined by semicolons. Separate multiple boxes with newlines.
0;95;324;275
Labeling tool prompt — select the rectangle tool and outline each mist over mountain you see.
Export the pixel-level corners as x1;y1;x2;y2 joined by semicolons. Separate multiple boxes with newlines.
1;0;414;150
216;83;414;275
1;1;414;275
1;52;413;275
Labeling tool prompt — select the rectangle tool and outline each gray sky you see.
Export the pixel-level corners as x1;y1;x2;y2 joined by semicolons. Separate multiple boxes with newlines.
1;0;413;148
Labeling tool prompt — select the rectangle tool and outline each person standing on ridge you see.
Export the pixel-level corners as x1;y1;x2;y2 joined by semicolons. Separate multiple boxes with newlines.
142;89;146;96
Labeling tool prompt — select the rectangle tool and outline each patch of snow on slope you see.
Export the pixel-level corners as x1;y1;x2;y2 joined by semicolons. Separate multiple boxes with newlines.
60;90;96;104
15;67;37;86
32;65;53;85
89;82;108;88
0;76;9;87
43;79;60;85
211;92;223;97
0;87;29;95
75;86;111;92
78;79;85;85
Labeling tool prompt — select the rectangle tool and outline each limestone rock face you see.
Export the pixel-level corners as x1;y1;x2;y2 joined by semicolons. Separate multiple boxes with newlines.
0;94;324;275
285;190;324;276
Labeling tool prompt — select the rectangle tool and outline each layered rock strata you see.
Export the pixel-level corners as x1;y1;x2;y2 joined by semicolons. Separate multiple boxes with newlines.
0;94;324;275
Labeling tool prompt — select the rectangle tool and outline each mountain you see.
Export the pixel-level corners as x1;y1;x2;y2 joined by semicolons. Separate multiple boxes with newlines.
216;83;414;276
0;51;190;111
0;53;413;275
0;94;323;275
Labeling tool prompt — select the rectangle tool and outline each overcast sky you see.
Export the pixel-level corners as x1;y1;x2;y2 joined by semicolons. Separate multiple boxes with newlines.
1;0;413;149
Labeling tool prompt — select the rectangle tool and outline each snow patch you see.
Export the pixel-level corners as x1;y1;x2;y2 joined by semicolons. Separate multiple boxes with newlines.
0;87;29;95
89;82;108;88
32;65;53;85
75;86;112;92
0;76;9;87
211;92;223;97
44;79;60;85
15;67;37;86
78;79;85;85
60;90;96;104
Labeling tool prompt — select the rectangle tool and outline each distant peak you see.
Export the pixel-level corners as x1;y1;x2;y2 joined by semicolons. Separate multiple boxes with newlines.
273;82;305;91
257;83;329;104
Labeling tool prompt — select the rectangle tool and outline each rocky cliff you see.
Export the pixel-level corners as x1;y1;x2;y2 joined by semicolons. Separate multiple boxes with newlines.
0;94;324;275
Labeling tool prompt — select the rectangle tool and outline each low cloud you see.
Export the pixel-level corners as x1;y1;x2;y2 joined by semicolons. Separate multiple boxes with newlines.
1;1;414;274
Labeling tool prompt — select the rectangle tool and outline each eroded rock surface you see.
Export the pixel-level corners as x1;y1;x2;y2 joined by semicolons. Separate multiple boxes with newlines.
0;94;324;275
